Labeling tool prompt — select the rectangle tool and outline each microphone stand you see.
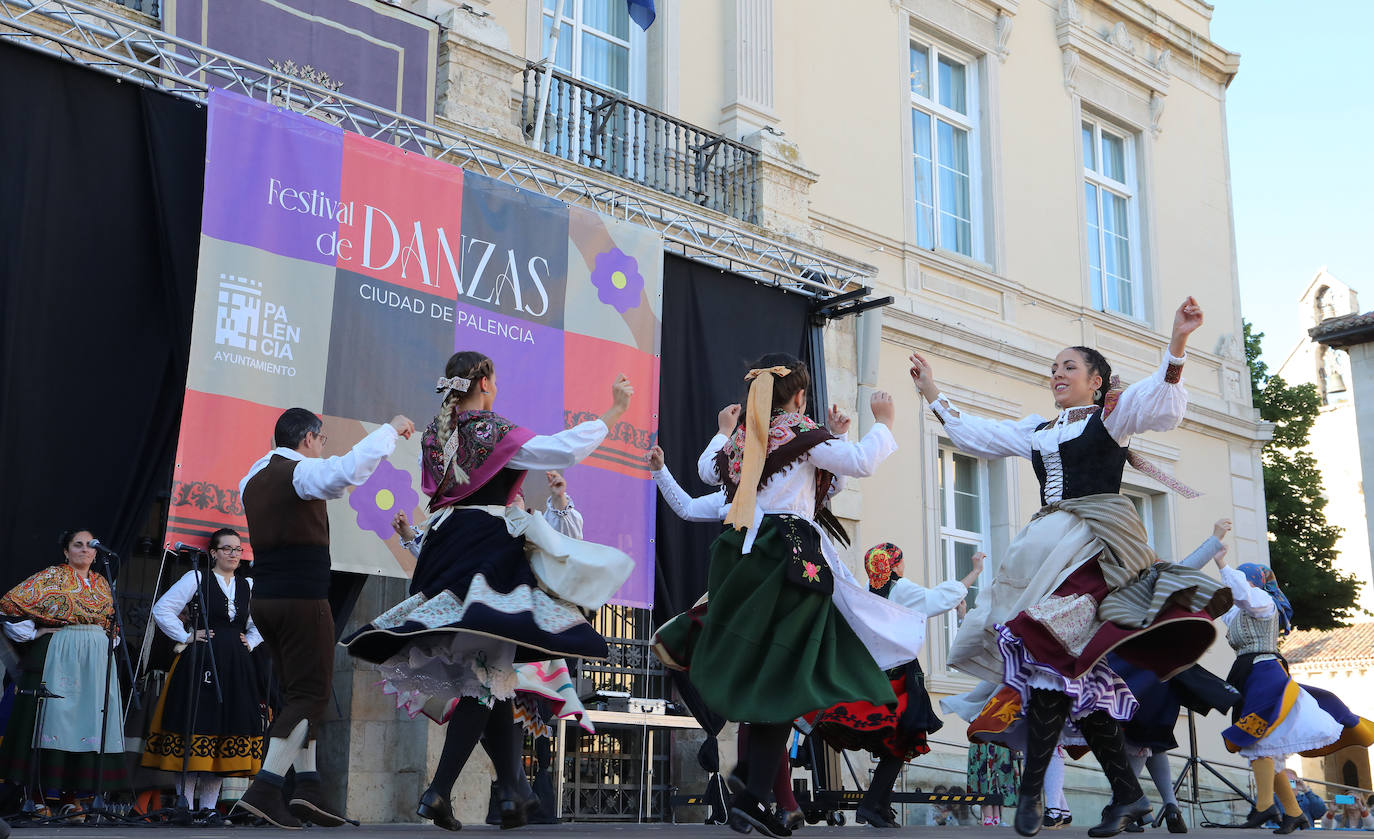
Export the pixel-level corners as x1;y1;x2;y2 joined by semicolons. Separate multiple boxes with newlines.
174;548;223;822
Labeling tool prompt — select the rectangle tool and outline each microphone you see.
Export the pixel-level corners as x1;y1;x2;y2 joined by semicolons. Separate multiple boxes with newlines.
88;538;116;554
172;542;206;554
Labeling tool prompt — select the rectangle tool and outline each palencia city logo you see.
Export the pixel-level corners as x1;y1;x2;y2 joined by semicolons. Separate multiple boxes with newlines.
212;273;300;377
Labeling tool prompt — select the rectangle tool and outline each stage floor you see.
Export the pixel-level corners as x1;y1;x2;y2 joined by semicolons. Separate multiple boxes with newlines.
0;825;1302;837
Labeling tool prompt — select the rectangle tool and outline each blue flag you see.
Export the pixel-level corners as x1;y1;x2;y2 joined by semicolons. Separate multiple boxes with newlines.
627;0;655;30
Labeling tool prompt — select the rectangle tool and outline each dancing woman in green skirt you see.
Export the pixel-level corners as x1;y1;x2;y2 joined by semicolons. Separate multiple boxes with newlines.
663;353;900;837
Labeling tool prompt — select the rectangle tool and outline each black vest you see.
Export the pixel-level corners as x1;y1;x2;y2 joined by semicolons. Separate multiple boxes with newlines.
193;572;252;635
1030;412;1130;505
459;467;526;507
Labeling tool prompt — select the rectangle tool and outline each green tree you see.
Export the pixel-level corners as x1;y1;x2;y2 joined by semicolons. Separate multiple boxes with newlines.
1245;321;1358;629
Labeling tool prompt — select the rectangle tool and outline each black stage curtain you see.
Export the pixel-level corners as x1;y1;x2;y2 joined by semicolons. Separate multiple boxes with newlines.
0;43;204;590
654;255;814;621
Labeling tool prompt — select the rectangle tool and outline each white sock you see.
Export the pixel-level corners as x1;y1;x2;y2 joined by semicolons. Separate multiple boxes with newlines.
1128;752;1147;780
260;720;309;778
1146;752;1178;806
296;739;317;774
198;776;223;810
1045;749;1069;811
177;775;194;803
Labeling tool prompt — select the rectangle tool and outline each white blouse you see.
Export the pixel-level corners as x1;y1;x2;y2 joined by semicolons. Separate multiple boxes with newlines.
695;423;897;522
151;570;264;649
928;353;1187;504
888;577;968;618
1217;565;1277;627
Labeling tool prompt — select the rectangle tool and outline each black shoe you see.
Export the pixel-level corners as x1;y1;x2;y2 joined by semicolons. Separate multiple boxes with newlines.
1089;796;1151;838
1274;814;1304;835
288;777;348;827
1043;809;1072;830
1015;792;1044;837
855;804;899;828
1152;803;1186;833
417;788;462;831
233;779;302;830
499;796;537;830
730;791;792;838
781;809;805;831
1241;806;1280;829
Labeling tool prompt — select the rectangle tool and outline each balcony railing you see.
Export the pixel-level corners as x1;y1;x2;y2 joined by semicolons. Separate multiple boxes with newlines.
521;63;758;225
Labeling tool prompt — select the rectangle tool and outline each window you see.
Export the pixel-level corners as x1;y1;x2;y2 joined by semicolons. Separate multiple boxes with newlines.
542;0;643;97
1122;486;1171;561
910;40;981;259
939;447;989;647
1082;117;1143;318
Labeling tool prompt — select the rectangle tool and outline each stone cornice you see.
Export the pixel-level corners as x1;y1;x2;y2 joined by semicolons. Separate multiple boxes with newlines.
1044;0;1239;87
1056;3;1170;95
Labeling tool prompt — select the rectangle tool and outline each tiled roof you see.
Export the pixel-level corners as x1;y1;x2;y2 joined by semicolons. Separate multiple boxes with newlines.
1283;621;1374;665
1309;311;1374;346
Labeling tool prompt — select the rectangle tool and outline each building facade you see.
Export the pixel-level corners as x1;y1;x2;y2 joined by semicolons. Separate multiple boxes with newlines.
1;0;1278;823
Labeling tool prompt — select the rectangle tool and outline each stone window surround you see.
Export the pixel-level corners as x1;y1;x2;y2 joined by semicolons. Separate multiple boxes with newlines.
895;0;1013;277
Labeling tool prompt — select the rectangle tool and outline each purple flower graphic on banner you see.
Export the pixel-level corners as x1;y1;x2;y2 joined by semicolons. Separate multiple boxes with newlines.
349;459;419;539
590;248;644;313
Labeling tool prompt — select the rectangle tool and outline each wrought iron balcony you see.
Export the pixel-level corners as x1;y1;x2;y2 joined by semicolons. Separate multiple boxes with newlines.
521;63;758;225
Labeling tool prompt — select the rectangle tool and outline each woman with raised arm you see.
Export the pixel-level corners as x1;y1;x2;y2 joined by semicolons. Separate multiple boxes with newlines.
343;350;635;832
908;298;1233;838
658;352;902;839
1208;546;1374;835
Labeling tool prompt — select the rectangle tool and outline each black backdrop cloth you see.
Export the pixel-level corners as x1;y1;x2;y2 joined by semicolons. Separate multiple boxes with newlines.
0;43;203;590
654;256;815;730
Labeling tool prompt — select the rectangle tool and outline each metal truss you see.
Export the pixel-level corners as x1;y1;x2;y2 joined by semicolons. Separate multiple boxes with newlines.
0;0;876;299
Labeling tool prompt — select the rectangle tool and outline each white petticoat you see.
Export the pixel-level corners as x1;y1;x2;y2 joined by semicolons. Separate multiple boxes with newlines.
1238;686;1343;761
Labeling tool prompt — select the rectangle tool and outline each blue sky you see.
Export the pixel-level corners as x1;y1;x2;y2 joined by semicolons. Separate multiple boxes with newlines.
1210;1;1373;366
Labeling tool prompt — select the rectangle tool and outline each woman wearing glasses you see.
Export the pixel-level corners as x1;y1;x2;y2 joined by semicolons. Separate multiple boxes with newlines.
142;528;266;816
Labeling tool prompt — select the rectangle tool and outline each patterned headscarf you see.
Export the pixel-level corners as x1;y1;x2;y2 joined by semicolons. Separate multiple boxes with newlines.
1238;562;1294;635
865;542;902;592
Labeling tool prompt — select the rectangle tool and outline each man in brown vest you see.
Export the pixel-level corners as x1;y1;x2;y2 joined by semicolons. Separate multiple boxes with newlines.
234;407;414;828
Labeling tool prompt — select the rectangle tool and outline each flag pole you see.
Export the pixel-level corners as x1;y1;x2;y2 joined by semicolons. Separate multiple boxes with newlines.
530;0;566;150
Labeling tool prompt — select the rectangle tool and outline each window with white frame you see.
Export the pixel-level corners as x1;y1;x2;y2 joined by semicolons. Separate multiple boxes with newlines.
1124;489;1156;549
1082;117;1143;318
910;39;982;260
939;446;989;649
1122;486;1172;561
542;0;645;97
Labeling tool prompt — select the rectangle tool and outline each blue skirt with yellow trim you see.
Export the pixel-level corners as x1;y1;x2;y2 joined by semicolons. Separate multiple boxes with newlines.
1223;657;1374;759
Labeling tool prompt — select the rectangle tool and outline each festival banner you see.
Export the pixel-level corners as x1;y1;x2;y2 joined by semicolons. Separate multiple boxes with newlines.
167;89;662;607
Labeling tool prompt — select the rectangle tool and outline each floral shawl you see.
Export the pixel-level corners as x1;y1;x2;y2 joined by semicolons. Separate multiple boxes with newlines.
421;409;536;510
714;411;849;545
0;564;114;632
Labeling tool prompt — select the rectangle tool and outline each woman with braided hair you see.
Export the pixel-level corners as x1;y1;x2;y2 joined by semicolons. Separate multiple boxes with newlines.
343;350;636;831
807;542;980;829
661;352;902;838
909;298;1234;838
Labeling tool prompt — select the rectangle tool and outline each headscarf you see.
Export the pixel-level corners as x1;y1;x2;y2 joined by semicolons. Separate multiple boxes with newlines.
865;542;902;593
723;365;792;533
1237;562;1294;635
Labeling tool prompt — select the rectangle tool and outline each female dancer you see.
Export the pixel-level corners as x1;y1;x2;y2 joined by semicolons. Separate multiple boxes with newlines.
658;352;900;838
142;528;265;813
808;543;980;829
1209;549;1374;834
909;298;1233;837
343;351;635;831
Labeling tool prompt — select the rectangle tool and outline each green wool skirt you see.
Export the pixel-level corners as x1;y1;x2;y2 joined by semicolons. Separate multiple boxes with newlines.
673;515;895;724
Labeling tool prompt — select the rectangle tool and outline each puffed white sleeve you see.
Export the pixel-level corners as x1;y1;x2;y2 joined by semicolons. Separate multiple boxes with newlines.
243;579;264;651
697;434;730;486
1102;351;1189;444
2;620;35;642
1219;566;1276;619
292;424;400;500
151;571;197;644
653;466;728;523
889;578;968;617
544;497;585;540
928;394;1040;460
805;423;898;478
508;421;608;470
